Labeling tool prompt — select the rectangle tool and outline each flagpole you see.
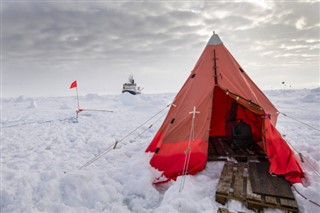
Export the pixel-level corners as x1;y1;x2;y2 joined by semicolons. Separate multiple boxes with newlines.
76;86;80;110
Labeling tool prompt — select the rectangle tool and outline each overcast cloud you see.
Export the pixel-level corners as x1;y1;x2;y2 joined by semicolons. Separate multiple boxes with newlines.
1;1;319;97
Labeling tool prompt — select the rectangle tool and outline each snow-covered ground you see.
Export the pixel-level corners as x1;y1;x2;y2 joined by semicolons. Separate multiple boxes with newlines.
1;89;319;213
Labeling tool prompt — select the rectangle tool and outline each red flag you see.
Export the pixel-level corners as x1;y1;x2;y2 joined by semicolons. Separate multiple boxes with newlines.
70;80;77;89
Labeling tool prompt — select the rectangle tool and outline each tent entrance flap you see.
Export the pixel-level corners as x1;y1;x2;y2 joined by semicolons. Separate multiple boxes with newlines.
209;86;263;147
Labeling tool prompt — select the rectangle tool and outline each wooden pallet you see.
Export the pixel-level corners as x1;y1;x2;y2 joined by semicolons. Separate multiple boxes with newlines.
217;208;246;213
208;137;266;162
215;162;299;213
249;162;295;199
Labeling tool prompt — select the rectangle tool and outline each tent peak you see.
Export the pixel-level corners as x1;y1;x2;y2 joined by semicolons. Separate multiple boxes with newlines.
207;31;223;45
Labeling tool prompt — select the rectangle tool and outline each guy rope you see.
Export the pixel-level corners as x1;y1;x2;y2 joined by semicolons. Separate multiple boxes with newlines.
79;103;172;169
277;111;320;209
76;108;114;118
179;106;200;192
279;111;320;132
277;111;320;178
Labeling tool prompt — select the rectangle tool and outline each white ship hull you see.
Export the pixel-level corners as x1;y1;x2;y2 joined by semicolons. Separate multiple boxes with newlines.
122;75;142;95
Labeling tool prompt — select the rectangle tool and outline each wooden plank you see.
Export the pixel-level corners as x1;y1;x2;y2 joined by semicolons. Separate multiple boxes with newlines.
207;156;228;161
265;196;278;205
248;162;261;198
216;162;234;205
249;162;295;199
214;139;227;156
233;163;245;199
215;162;299;213
207;156;216;161
232;149;247;156
220;140;234;155
242;165;248;200
280;198;299;208
251;142;265;155
271;175;295;199
208;139;217;155
208;137;267;162
208;137;227;161
245;148;255;155
246;177;262;202
217;208;230;213
216;163;233;195
217;208;246;213
215;195;227;205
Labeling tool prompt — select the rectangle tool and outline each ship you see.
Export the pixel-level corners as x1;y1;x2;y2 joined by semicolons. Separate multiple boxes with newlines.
122;75;142;95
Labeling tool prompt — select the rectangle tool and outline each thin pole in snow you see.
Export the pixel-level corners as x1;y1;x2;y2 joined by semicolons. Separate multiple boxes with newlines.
69;80;81;117
180;106;200;192
282;81;286;95
76;86;80;110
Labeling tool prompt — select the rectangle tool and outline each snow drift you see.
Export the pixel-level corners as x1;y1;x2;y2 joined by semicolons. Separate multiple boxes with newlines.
1;89;319;213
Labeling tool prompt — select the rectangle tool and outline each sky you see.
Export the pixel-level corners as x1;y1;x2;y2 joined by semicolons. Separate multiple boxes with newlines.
1;0;319;98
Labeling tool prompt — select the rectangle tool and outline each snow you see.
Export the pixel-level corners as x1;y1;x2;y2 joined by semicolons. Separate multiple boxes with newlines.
1;89;320;213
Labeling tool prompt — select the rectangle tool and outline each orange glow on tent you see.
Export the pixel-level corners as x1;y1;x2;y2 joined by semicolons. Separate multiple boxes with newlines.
146;32;303;184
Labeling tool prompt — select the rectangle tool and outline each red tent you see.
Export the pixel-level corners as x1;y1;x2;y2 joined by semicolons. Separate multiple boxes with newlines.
146;33;304;183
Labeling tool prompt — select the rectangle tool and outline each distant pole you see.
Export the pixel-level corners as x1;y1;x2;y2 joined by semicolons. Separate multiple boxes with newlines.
282;81;286;95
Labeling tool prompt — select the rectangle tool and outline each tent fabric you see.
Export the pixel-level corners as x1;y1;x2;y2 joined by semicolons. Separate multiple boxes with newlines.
146;33;304;184
265;119;304;183
191;39;278;125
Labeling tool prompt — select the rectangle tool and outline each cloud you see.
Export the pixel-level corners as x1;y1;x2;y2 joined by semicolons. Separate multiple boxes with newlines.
2;1;319;97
